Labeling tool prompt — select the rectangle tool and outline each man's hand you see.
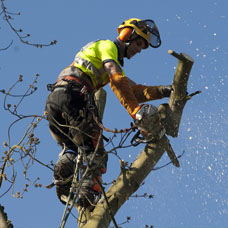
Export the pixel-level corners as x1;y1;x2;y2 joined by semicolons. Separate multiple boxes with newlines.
159;85;173;97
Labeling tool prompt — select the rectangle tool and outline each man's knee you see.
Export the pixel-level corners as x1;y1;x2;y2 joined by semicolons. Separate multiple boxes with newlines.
54;151;77;204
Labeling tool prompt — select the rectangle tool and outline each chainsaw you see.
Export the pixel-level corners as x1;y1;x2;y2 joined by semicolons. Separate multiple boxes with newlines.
131;104;180;167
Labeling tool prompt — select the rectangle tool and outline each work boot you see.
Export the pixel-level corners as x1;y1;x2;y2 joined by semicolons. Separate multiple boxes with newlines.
76;149;107;208
54;145;107;208
54;151;76;204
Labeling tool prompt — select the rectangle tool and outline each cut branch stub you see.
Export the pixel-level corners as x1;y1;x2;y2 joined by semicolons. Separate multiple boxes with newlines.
159;50;194;137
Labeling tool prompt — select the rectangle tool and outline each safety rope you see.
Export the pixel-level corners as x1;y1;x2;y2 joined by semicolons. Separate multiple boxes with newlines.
92;111;137;134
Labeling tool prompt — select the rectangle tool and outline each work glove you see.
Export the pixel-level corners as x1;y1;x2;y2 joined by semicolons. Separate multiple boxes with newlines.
159;85;173;97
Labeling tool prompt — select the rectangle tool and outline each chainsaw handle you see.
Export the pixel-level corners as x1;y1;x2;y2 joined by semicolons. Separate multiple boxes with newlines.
130;131;141;146
131;130;157;146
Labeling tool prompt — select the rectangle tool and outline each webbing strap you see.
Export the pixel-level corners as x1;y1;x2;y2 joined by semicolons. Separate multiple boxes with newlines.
56;75;94;92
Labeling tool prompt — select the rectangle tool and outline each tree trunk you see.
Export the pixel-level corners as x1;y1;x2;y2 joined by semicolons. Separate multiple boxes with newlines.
81;136;169;228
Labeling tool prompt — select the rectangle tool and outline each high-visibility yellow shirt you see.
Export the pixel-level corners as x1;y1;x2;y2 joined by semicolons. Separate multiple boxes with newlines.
72;40;125;89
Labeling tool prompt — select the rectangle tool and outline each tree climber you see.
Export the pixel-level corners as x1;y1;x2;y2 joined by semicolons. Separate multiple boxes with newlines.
45;18;172;208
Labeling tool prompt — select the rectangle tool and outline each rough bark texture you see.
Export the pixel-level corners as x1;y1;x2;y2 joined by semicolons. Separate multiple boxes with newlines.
78;50;196;228
81;136;168;228
0;205;13;228
158;50;194;137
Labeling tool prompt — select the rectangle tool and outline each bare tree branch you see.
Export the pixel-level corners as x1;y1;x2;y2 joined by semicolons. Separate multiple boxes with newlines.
0;40;13;51
0;0;57;48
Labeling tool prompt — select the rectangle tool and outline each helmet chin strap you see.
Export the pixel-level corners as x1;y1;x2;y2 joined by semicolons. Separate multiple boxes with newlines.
124;42;130;57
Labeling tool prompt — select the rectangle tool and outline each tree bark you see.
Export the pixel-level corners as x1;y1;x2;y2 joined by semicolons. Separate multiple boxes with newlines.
81;136;168;228
0;205;13;228
158;50;194;137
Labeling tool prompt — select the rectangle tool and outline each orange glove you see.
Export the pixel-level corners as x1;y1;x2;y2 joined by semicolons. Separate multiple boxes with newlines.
109;73;140;118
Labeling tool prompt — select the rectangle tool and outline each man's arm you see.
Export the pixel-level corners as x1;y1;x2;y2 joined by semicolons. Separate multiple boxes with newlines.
103;61;172;117
103;61;139;118
103;61;136;86
103;61;122;75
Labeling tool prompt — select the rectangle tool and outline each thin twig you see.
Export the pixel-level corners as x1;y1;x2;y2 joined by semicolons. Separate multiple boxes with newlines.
1;0;57;48
0;40;13;51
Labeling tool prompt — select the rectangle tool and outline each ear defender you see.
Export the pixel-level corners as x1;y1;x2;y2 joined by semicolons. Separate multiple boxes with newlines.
119;27;133;42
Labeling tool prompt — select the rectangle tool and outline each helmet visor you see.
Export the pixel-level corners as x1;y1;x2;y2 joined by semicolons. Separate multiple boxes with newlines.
138;19;161;48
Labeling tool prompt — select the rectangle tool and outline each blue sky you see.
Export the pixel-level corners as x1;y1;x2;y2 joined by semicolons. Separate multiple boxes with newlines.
1;0;228;228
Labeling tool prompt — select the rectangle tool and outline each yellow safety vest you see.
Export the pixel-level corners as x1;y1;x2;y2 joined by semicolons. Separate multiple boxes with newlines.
72;40;125;89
